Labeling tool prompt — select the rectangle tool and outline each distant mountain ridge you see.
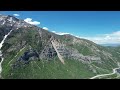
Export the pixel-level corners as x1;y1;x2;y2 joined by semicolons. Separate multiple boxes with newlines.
100;44;120;47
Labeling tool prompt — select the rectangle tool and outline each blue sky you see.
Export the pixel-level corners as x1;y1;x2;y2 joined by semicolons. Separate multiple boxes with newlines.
0;11;120;44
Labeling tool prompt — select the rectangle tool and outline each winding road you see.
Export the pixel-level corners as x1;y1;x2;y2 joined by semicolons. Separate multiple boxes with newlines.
90;67;120;79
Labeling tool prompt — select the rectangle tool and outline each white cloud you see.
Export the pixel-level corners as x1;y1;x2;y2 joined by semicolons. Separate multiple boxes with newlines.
13;14;20;17
51;30;120;44
111;31;120;36
24;18;40;25
52;31;56;33
51;31;70;35
56;32;70;35
43;27;48;30
80;31;120;44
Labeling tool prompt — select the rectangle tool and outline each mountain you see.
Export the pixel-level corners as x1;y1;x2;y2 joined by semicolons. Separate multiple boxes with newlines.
100;44;120;47
0;14;120;79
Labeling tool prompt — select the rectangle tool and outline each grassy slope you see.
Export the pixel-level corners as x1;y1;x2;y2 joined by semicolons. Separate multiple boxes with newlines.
1;27;120;79
3;57;95;79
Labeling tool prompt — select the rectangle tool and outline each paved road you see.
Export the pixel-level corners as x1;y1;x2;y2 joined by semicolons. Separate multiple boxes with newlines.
90;67;120;79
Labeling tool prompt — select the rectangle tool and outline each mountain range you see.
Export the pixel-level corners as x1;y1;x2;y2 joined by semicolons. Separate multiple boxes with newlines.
0;14;120;79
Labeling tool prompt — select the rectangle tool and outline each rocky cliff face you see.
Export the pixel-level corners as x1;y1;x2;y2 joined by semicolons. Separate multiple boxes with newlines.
0;14;120;79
